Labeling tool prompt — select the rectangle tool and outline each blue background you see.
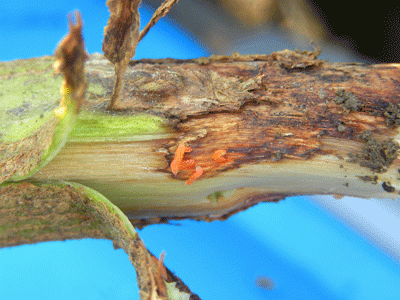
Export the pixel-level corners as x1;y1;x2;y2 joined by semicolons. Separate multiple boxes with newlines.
1;1;400;299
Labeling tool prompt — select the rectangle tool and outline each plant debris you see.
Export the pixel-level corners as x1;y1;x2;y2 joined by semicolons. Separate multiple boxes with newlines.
359;138;399;173
335;89;362;112
103;0;141;110
139;0;179;42
382;181;395;193
384;103;400;127
54;11;88;113
103;0;179;110
270;49;322;70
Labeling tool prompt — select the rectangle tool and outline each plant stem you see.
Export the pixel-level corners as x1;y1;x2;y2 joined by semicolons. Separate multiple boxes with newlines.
25;50;400;222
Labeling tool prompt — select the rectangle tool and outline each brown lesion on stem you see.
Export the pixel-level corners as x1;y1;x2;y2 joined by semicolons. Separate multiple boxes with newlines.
86;50;400;176
31;50;400;221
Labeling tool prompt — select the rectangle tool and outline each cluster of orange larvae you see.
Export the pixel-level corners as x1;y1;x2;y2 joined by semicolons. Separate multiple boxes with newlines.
170;143;228;185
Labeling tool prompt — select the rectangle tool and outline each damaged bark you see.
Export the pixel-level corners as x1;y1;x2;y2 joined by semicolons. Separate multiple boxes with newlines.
25;49;400;224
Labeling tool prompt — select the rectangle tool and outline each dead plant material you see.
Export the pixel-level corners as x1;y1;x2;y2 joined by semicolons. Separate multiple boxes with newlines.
103;0;179;110
139;0;179;42
54;11;89;112
102;0;142;110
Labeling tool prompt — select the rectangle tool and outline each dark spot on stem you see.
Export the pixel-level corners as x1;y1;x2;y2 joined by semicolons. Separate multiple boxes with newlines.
382;182;395;193
335;89;362;112
358;175;378;184
357;135;399;173
384;103;400;127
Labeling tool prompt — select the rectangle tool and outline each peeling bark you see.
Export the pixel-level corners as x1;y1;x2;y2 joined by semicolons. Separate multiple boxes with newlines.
26;50;400;223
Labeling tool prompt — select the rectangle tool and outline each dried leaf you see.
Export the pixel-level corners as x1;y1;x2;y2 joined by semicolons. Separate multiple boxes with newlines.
102;0;141;110
102;0;179;110
54;11;88;114
139;0;179;42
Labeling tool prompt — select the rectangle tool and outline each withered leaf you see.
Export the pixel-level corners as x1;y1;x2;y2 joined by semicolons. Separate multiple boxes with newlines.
103;0;141;65
102;0;179;110
54;11;88;113
102;0;141;110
